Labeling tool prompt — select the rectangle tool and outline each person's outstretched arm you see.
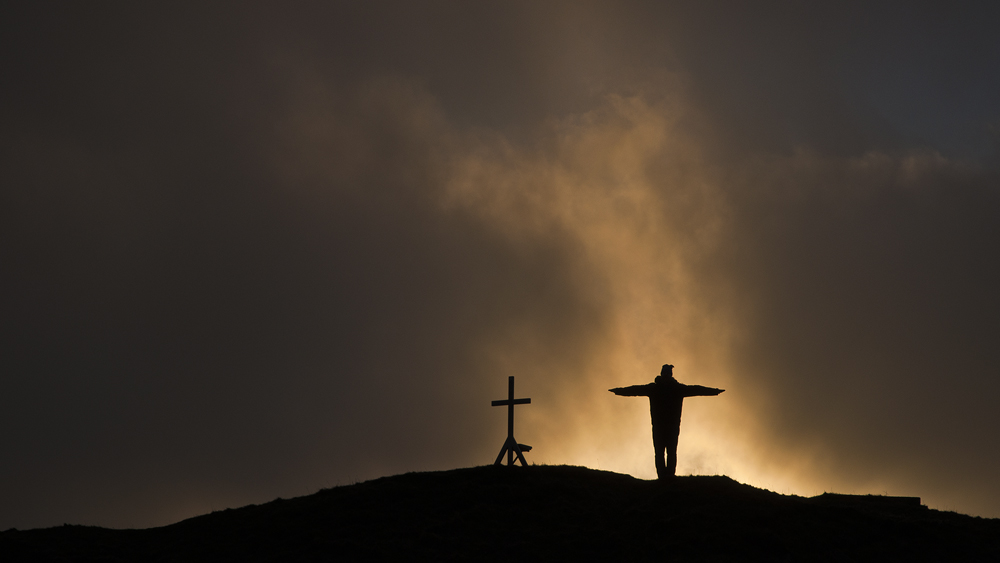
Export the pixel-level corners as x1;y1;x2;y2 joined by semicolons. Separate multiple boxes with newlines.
609;383;654;397
682;384;725;397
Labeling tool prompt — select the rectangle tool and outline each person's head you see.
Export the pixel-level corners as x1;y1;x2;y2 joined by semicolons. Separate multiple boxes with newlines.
655;364;676;384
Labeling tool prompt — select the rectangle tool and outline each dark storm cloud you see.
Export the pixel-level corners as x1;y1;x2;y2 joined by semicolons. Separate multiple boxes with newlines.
2;1;999;529
1;2;617;528
711;152;1000;513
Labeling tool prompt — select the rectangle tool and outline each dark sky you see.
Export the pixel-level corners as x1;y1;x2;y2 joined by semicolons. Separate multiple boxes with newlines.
2;1;999;529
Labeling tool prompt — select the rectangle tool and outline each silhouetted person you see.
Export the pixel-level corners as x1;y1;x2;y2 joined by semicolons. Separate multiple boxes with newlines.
610;364;724;479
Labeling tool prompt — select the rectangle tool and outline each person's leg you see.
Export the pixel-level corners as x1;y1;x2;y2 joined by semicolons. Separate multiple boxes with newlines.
652;428;667;479
665;430;680;477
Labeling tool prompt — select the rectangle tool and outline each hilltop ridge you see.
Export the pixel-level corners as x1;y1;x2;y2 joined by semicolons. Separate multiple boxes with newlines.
2;465;998;561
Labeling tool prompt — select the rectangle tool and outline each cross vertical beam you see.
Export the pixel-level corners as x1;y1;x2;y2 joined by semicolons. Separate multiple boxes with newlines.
506;375;514;464
491;376;531;466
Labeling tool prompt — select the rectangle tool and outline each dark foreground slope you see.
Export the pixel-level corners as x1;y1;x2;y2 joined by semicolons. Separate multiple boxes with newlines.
3;465;999;562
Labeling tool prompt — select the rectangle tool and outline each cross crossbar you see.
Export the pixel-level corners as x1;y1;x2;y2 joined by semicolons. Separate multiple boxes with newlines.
491;398;530;406
491;376;531;466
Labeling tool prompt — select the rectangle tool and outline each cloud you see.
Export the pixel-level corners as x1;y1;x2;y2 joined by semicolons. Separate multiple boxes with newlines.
715;149;1000;512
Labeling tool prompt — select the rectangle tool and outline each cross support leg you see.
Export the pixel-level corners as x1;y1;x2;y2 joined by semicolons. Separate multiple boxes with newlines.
494;436;528;466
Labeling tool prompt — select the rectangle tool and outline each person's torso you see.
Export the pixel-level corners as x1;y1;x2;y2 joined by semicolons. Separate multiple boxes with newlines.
649;382;685;426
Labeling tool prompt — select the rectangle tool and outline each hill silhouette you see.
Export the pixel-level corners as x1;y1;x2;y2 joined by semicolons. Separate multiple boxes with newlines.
2;465;999;561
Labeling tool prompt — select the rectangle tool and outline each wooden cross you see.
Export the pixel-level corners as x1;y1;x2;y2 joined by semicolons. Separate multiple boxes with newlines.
491;376;531;466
